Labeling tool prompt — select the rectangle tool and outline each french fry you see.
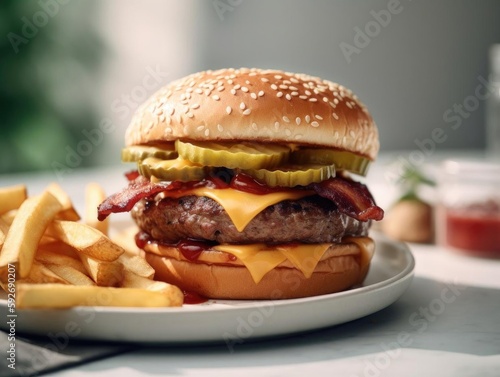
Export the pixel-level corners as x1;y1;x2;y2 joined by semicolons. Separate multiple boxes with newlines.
119;254;155;279
35;248;88;275
47;183;80;221
0;191;62;280
27;261;69;284
0;185;27;215
45;220;124;261
0;218;8;248
16;283;183;308
0;181;186;307
122;271;183;306
79;254;123;287
1;210;16;225
85;183;108;235
44;264;95;286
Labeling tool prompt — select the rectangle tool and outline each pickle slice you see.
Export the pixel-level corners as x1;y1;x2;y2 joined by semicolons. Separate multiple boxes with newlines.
122;145;177;163
176;140;290;170
138;157;205;182
244;164;335;187
291;149;370;176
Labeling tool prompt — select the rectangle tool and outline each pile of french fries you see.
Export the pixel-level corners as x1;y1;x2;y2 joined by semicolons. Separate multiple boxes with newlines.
0;183;183;308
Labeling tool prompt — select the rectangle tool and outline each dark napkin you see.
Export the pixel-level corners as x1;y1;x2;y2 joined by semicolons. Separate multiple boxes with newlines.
0;332;135;376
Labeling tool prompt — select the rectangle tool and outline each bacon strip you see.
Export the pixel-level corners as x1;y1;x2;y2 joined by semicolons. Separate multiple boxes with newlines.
98;174;383;222
311;177;384;221
97;176;173;221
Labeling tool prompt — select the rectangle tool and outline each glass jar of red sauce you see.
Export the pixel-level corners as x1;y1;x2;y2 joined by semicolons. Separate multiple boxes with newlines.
437;160;500;258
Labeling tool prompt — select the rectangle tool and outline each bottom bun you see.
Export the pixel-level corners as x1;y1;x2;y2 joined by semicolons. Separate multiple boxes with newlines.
144;239;374;300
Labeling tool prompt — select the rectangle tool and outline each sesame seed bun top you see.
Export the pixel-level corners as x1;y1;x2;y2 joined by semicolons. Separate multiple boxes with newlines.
125;68;380;160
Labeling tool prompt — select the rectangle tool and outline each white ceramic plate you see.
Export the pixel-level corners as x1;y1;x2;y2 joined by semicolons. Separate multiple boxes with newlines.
0;233;414;344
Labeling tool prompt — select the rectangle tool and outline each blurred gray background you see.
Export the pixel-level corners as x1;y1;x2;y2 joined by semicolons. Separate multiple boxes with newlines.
1;0;499;174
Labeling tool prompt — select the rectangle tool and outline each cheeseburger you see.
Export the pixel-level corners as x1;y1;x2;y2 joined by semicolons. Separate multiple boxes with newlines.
98;68;383;300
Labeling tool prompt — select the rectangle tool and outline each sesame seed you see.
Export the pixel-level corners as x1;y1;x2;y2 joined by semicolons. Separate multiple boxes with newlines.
243;109;251;115
291;91;298;96
217;86;225;92
332;113;339;120
279;84;288;89
195;88;203;94
323;97;329;102
261;77;269;82
299;95;308;100
187;112;194;118
271;84;278;90
315;114;323;120
289;86;298;91
191;104;200;109
205;129;210;137
277;92;283;98
226;106;232;114
234;84;241;90
305;90;311;95
286;94;291;100
295;117;301;125
241;86;249;93
346;101;353;109
274;121;280;130
309;98;318;102
231;89;236;95
212;95;220;101
274;75;283;79
282;116;290;123
250;93;257;99
245;80;250;85
311;121;319;127
240;102;246;110
227;79;233;84
251;123;258;130
217;124;224;132
290;77;299;83
197;125;205;131
305;115;311;123
334;98;339;104
258;90;265;97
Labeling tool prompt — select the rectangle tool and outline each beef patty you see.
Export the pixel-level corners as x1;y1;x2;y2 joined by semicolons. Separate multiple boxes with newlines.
131;195;370;244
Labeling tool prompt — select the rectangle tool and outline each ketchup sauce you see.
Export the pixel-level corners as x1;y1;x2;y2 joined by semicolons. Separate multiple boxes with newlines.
443;201;500;256
183;290;208;304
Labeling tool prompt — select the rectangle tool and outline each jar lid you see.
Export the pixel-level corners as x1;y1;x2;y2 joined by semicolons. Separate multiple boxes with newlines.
442;159;500;181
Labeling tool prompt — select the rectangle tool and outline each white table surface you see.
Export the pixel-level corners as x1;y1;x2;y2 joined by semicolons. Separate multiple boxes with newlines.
2;151;500;376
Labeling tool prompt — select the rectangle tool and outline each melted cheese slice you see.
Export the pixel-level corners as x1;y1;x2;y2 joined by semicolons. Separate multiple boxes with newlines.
167;186;313;232
215;243;333;283
214;238;374;284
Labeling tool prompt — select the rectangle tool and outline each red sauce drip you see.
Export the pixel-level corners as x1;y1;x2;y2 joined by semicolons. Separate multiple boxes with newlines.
135;231;152;249
125;170;140;181
444;201;500;256
183;290;208;304
177;239;213;261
